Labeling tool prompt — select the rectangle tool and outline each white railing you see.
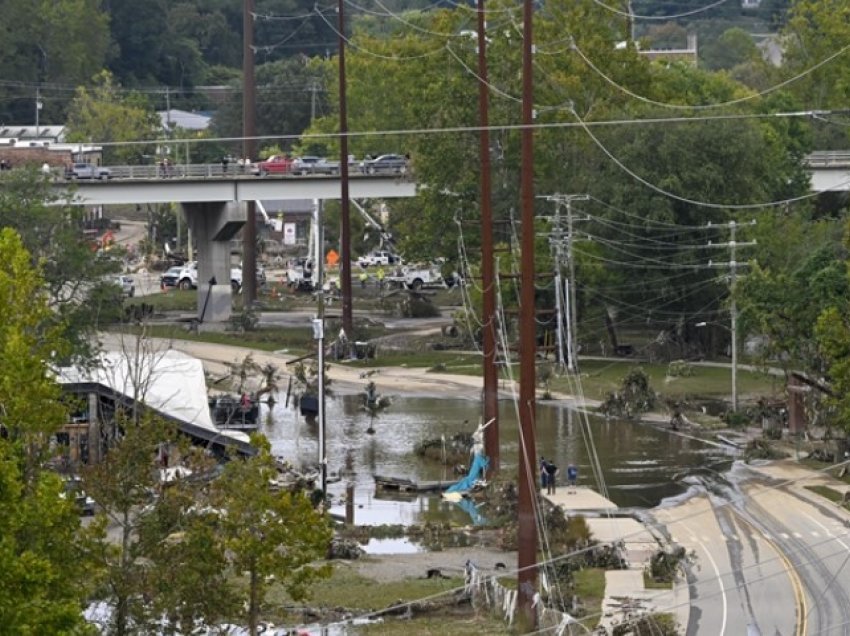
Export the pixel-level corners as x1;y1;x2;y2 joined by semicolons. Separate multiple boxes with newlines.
805;151;850;167
54;162;413;182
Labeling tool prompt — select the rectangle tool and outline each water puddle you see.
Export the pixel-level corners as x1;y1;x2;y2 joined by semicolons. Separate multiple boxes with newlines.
261;393;734;525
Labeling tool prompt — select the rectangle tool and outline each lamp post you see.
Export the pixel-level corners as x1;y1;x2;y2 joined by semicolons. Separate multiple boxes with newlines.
696;320;737;413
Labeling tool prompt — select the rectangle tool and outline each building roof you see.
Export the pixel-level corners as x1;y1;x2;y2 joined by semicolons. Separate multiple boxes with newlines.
0;125;65;142
56;349;249;448
158;109;212;131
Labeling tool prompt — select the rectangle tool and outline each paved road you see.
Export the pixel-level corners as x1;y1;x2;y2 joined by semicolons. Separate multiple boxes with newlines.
741;467;850;636
656;462;850;636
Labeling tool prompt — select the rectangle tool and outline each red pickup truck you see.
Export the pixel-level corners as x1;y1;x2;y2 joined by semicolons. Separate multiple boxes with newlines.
253;155;294;176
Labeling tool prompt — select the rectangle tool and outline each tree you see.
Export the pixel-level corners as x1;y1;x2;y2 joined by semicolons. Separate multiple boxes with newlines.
210;436;332;636
0;228;95;633
741;239;848;375
0;169;122;362
82;413;224;634
815;221;850;433
65;71;161;165
701;27;759;71
782;0;850;149
0;0;110;124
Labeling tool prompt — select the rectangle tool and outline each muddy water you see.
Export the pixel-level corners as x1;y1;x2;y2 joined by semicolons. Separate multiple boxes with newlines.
261;393;733;526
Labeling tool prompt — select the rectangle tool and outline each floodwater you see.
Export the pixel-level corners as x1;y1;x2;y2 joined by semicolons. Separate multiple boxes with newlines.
257;391;734;528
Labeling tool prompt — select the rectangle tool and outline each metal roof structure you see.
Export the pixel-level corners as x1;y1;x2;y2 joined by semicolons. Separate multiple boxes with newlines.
56;349;253;455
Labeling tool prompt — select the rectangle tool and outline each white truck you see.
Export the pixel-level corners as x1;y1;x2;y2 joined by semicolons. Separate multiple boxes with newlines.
173;262;243;292
357;250;399;268
386;264;443;290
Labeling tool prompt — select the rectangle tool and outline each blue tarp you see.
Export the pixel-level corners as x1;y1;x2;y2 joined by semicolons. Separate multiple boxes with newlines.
445;452;489;493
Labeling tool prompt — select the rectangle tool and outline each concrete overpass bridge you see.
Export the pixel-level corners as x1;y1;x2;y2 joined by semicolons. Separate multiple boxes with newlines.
806;151;850;192
52;167;417;322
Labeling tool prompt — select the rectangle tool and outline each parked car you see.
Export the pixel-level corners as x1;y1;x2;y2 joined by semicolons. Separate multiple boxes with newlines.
357;250;399;267
291;156;339;175
159;265;185;289
66;163;111;180
113;275;135;298
359;154;408;175
252;155;294;176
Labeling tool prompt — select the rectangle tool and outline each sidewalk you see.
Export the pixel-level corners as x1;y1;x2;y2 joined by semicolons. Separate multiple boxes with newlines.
546;488;690;633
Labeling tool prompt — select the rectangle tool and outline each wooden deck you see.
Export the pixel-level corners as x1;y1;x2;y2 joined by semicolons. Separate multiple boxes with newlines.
373;474;454;493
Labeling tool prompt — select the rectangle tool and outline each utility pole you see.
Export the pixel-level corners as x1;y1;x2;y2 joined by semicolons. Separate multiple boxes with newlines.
313;199;328;496
542;194;588;372
338;0;353;338
706;220;755;413
517;0;537;627
243;0;258;305
477;0;499;473
566;195;588;371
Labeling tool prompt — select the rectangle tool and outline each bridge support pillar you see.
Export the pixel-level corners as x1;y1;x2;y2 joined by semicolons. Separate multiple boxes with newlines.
181;202;246;322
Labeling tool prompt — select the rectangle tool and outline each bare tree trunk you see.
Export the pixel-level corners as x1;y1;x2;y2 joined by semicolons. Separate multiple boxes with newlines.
249;567;259;636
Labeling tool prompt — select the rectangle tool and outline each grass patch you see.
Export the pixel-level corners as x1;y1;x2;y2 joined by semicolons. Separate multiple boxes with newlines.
800;459;850;485
805;484;848;506
268;562;465;613
574;567;605;631
343;351;483;374
643;571;673;589
551;360;781;402
127;289;199;312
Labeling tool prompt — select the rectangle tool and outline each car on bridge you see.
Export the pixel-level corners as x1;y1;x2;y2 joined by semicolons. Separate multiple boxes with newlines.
66;163;111;180
291;156;339;176
359;154;408;175
252;155;294;176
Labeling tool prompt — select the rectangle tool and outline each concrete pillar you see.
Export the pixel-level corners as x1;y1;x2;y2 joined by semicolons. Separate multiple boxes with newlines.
181;202;246;322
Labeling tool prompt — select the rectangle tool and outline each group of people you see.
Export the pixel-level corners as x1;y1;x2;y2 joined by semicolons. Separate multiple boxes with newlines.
540;457;579;495
221;155;253;174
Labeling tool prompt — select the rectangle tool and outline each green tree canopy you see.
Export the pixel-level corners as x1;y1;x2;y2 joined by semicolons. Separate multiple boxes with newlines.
0;228;94;633
65;71;161;165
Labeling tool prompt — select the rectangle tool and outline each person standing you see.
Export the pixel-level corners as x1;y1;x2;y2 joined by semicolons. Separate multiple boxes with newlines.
567;463;578;493
544;460;558;495
540;457;548;490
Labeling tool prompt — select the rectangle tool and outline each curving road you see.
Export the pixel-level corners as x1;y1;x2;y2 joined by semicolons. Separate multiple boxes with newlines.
655;461;850;635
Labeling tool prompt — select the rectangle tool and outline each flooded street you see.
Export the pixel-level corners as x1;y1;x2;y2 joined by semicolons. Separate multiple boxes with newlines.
258;392;734;526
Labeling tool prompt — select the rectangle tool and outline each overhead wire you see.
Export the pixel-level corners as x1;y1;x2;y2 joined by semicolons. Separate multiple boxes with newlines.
568;104;848;210
313;6;447;60
568;37;850;111
589;0;736;21
301;455;850;635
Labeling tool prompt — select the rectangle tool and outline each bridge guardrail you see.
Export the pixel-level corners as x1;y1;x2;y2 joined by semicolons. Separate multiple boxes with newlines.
805;151;850;167
51;163;412;182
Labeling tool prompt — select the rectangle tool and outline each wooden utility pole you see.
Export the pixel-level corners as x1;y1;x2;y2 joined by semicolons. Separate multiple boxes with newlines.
517;0;538;628
477;0;499;472
338;0;353;337
243;0;258;304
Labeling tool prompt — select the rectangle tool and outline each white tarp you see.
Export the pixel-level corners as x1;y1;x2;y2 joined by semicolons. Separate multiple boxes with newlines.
57;349;223;434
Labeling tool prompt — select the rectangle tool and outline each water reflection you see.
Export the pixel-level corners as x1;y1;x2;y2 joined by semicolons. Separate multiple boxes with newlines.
261;393;732;524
